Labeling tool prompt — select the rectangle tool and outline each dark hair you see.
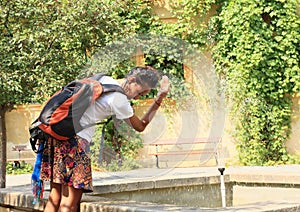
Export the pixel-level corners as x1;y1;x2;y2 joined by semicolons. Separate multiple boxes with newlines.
126;66;160;88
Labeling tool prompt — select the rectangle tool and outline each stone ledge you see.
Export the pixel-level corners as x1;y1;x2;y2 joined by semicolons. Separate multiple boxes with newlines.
230;173;300;185
1;166;300;212
80;198;202;212
92;175;228;194
0;190;46;211
1;190;299;212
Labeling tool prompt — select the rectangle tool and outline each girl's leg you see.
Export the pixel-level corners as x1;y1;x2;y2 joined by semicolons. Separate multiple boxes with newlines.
59;185;83;212
44;182;62;212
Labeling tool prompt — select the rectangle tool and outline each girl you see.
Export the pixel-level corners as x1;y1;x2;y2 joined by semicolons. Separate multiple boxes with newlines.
38;66;170;212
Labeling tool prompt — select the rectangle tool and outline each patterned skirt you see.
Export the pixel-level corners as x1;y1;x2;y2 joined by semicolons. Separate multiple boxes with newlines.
40;136;93;192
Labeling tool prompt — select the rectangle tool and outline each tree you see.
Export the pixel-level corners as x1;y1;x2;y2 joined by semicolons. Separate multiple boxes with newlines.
0;0;155;187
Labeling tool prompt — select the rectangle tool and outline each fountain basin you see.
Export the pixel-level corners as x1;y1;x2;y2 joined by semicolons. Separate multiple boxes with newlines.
0;166;300;211
86;176;300;210
91;175;231;208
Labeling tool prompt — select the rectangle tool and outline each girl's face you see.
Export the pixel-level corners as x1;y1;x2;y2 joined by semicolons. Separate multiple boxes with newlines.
126;77;151;100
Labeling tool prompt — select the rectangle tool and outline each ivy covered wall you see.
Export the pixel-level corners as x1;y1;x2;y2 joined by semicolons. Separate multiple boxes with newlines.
1;0;300;167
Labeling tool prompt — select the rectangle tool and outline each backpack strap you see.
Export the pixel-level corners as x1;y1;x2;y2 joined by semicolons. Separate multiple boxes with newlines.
89;73;107;81
101;84;125;95
29;119;50;153
89;73;125;95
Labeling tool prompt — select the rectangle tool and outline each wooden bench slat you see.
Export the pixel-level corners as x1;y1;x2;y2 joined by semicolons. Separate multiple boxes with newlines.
12;145;30;151
149;150;218;156
7;158;36;162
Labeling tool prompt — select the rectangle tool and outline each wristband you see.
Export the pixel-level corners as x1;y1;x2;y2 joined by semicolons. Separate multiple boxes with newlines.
154;100;161;106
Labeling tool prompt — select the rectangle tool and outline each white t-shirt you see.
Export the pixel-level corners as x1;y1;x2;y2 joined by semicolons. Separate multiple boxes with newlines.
77;76;134;142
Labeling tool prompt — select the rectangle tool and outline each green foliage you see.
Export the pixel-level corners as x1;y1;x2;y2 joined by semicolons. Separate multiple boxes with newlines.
90;119;143;170
152;0;217;49
6;161;33;175
2;0;299;167
212;0;300;165
0;0;155;107
100;158;142;172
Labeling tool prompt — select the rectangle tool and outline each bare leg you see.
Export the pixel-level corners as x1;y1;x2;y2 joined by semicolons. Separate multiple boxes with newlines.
59;184;83;212
44;182;62;212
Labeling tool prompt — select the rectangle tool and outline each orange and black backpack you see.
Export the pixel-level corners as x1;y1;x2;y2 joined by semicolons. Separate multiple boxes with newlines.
29;73;124;152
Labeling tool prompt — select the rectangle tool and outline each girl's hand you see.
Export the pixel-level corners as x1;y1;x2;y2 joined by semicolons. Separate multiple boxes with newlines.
157;75;170;98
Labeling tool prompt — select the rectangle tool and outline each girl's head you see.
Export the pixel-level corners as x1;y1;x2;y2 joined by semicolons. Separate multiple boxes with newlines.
124;66;160;100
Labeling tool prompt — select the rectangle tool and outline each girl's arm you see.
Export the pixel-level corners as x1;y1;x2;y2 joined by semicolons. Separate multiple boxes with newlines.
124;76;170;132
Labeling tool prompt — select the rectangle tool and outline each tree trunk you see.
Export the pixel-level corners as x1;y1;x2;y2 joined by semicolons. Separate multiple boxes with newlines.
0;106;7;188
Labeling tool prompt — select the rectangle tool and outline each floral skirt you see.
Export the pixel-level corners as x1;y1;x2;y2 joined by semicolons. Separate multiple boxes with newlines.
40;136;93;192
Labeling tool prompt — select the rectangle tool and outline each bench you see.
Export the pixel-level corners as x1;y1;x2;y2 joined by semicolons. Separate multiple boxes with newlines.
8;145;35;168
147;137;222;168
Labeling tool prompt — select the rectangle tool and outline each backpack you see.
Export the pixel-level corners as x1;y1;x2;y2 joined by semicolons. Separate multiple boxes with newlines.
29;73;125;152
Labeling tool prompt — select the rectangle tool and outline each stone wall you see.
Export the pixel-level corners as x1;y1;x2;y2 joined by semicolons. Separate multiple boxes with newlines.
5;104;42;162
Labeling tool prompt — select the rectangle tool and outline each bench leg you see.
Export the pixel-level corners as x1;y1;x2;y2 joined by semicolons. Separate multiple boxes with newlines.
13;161;21;168
155;155;159;168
